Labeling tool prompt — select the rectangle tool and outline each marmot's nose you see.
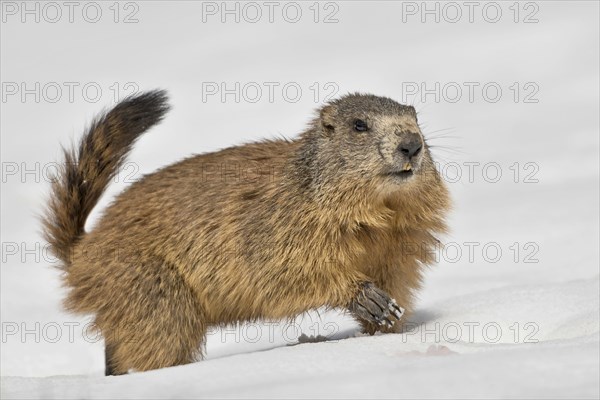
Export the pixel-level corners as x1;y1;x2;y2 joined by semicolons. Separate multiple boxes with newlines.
397;135;422;158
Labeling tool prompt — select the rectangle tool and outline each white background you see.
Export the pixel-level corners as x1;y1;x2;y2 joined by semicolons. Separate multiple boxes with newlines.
1;1;599;398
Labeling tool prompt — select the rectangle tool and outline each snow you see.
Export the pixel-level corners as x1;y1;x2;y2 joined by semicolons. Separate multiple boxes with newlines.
3;278;598;399
1;1;599;399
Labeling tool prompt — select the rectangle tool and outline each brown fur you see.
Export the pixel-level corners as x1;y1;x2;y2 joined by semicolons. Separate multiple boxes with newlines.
43;90;450;375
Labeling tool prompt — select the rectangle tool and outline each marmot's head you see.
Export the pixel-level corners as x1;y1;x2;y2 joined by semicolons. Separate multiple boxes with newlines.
313;93;436;188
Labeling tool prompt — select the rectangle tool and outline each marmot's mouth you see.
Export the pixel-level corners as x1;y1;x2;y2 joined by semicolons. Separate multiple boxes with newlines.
387;170;414;179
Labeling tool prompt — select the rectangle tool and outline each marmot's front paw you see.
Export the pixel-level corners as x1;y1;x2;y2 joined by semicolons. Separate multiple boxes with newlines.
349;282;404;328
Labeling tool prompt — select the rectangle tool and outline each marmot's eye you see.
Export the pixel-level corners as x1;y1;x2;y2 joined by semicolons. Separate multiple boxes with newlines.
353;119;368;132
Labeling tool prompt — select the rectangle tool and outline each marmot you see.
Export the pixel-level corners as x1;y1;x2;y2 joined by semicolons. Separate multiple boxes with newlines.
42;90;450;375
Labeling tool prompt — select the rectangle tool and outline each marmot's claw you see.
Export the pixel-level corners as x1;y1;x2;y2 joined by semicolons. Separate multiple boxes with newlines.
349;282;405;328
383;317;394;328
390;302;405;320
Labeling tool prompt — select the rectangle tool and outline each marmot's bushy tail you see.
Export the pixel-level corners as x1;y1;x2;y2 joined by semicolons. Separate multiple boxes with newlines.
42;90;170;267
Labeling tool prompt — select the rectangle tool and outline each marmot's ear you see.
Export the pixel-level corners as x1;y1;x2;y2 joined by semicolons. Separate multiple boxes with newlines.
320;105;336;133
408;105;418;121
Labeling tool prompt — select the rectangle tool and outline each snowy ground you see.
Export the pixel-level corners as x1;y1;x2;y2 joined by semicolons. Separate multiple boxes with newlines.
1;1;599;399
